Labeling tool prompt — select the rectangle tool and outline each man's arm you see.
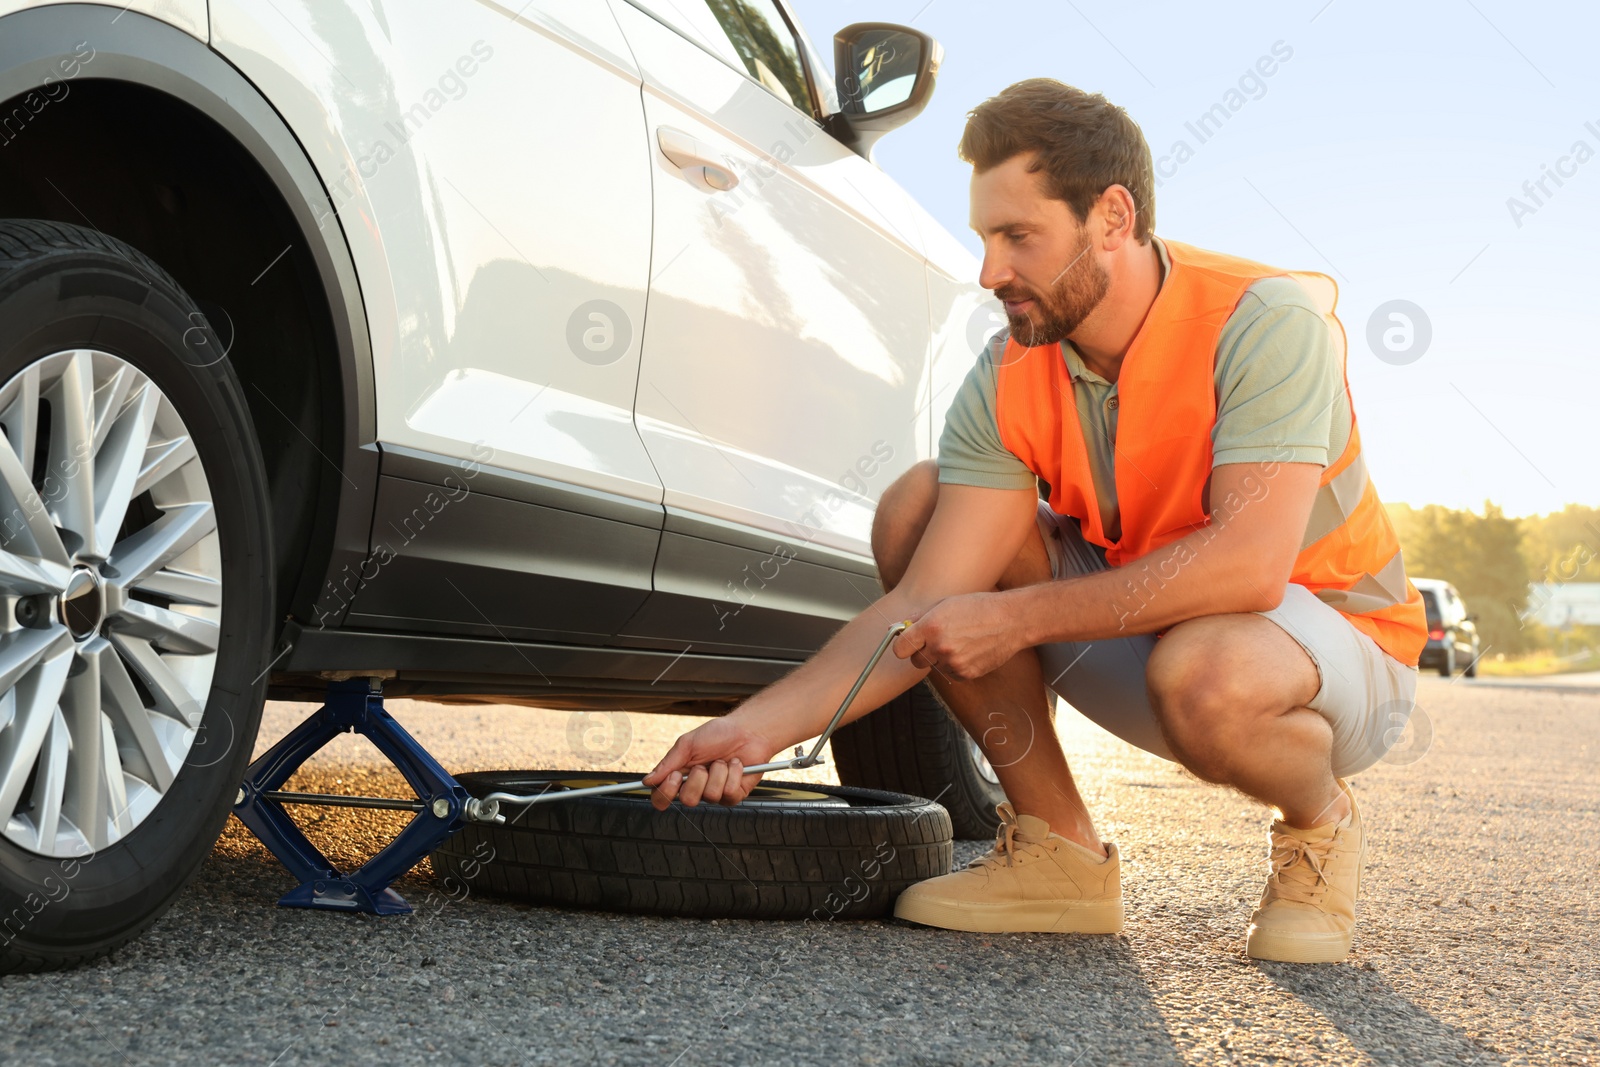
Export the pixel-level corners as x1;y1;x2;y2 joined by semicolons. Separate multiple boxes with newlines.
642;481;1041;808
895;460;1322;679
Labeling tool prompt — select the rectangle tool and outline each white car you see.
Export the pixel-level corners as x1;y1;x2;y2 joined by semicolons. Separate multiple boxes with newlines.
0;0;1003;969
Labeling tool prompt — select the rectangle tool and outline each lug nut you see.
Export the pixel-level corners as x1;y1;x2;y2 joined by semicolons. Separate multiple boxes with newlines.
13;594;50;629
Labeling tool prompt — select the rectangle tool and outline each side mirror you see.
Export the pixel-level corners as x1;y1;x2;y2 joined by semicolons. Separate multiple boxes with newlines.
829;23;942;158
1465;613;1479;623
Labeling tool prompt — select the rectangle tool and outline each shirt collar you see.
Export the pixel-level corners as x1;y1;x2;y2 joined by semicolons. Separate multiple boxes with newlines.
1061;234;1170;384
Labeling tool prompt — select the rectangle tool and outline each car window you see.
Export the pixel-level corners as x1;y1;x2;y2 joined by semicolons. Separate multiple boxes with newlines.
701;0;813;112
1420;589;1441;628
624;0;815;113
787;9;839;114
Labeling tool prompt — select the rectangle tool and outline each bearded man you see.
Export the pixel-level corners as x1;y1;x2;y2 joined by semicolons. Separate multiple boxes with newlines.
643;79;1425;964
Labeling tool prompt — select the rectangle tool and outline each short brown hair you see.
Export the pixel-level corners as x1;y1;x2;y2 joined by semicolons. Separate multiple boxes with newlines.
960;79;1155;243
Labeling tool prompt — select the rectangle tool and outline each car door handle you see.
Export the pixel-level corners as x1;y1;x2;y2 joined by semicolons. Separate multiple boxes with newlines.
656;126;740;192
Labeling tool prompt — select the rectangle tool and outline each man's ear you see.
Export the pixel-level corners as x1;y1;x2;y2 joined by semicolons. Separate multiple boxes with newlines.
1097;184;1139;249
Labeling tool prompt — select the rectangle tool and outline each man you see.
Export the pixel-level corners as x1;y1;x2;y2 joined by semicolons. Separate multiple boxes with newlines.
643;79;1424;964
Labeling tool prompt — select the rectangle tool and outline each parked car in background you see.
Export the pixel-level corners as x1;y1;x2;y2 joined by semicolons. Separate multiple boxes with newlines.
0;0;1003;972
1412;578;1480;677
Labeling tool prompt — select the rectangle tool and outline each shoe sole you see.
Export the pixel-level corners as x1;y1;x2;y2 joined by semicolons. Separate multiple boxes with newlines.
893;894;1124;934
1245;927;1352;963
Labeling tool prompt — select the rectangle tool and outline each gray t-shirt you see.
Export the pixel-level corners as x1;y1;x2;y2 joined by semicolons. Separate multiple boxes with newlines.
937;235;1349;541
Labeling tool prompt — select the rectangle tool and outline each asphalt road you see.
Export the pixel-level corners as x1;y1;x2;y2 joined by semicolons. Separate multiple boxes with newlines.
2;677;1595;1067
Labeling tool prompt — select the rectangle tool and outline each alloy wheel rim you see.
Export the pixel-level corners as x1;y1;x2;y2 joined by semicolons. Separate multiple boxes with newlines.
0;350;221;858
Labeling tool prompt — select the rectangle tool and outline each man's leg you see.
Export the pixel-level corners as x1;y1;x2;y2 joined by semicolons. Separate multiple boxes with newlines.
1145;611;1342;829
871;460;1104;854
1144;588;1416;962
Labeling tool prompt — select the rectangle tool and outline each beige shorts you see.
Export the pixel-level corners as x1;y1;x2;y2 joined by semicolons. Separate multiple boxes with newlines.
1031;500;1420;778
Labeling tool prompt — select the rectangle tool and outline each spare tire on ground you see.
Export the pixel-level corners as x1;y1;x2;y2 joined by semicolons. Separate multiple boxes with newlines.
432;771;953;921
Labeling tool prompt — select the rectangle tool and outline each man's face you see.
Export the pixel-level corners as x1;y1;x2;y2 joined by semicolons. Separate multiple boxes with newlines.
970;154;1110;348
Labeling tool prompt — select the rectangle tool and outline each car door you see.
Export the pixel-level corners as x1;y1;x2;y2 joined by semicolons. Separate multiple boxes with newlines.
212;0;668;641
607;0;933;654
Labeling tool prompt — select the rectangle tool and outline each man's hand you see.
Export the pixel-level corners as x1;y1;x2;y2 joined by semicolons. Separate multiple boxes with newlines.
891;591;1026;680
641;716;778;811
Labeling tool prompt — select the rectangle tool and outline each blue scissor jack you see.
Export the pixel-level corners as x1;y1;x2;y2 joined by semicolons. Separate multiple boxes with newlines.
232;677;499;915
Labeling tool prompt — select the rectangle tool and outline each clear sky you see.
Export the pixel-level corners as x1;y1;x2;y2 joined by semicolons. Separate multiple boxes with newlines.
790;0;1597;518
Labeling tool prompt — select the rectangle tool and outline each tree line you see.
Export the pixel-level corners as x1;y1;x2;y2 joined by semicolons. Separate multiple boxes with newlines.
1387;502;1600;656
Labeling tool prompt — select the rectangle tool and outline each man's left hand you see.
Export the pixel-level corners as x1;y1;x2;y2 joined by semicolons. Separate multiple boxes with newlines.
892;591;1027;680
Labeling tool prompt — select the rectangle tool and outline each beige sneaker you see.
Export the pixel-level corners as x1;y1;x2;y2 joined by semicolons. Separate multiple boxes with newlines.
1246;778;1365;963
892;801;1123;933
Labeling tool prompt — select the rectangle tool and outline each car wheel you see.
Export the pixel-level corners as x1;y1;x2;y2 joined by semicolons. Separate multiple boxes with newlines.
1464;642;1479;678
829;680;1006;840
1440;645;1456;678
0;220;273;973
432;771;953;920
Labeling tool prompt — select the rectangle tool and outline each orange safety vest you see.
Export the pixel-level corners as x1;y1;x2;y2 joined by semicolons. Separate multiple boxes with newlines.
994;238;1427;667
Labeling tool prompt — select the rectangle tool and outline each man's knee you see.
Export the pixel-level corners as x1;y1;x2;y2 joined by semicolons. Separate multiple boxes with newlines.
871;459;940;591
1146;622;1261;780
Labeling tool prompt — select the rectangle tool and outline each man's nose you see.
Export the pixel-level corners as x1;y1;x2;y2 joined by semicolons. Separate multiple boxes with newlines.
978;244;1013;292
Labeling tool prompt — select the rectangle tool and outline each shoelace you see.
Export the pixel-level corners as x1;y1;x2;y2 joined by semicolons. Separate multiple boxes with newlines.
967;810;1061;870
1264;830;1337;905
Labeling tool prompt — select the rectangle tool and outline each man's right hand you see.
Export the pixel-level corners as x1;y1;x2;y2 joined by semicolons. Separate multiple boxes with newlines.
641;716;778;811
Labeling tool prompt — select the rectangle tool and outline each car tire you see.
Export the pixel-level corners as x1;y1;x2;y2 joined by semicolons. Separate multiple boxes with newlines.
432;770;953;920
829;680;1006;840
0;220;273;974
1440;646;1456;678
1464;642;1478;678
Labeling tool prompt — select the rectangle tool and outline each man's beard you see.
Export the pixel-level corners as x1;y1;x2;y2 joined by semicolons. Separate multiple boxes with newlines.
995;231;1110;348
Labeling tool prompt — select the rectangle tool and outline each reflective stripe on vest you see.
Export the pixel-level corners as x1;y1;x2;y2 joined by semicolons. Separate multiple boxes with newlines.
993;238;1428;667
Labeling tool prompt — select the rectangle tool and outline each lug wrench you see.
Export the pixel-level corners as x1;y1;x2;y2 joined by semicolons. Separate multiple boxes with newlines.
473;619;913;819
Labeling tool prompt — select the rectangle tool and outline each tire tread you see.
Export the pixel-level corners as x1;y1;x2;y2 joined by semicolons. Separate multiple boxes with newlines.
433;772;953;920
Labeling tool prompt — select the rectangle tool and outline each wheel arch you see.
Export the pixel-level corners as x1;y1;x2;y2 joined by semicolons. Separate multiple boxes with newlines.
0;3;377;638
